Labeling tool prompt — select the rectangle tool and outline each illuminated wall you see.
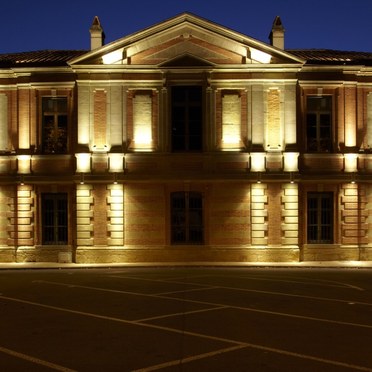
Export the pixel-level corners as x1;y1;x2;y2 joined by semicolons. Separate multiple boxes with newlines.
132;92;152;149
222;92;241;148
93;89;107;150
0;93;8;151
266;88;281;150
77;83;90;148
18;88;31;150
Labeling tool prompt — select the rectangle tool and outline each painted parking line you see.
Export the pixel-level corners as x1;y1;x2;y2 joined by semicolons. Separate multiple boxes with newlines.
109;273;370;303
231;274;365;291
132;345;247;372
0;345;76;372
163;280;372;307
134;343;372;372
33;280;372;329
1;294;372;372
135;305;228;322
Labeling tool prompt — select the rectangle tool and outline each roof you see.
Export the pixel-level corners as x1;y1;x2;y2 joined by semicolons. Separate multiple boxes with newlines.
1;48;372;68
289;49;372;65
0;50;87;67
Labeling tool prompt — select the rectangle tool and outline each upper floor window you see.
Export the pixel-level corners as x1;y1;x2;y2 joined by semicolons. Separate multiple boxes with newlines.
306;96;332;152
42;97;68;154
171;86;202;152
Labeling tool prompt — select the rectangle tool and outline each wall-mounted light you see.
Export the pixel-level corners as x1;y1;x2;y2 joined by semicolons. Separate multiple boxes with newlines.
113;173;118;185
289;172;295;184
256;172;262;184
350;172;356;184
92;144;108;153
80;173;85;185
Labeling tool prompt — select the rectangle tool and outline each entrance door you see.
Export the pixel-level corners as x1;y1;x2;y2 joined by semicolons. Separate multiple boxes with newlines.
171;192;203;244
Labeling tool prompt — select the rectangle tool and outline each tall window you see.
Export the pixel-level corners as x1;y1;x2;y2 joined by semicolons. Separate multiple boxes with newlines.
171;192;203;244
42;97;68;154
307;192;333;243
42;193;68;245
171;86;202;151
306;96;332;152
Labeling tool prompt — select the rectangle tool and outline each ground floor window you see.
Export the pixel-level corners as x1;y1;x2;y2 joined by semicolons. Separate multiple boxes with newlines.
171;192;203;244
42;193;68;244
307;192;333;243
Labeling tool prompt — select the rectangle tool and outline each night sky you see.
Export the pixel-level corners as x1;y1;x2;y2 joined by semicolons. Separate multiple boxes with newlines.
2;0;372;54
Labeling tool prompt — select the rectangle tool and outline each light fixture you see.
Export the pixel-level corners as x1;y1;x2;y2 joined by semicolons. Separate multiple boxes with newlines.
19;175;25;186
113;173;118;185
256;172;262;184
290;172;294;184
80;173;85;185
350;172;356;184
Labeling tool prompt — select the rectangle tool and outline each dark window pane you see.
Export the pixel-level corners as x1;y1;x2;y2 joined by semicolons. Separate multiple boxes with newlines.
42;193;68;245
306;97;332;152
171;86;202;152
171;192;203;244
307;193;333;244
42;97;68;154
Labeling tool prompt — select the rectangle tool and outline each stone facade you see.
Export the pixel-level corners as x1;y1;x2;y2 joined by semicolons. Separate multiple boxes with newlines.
0;13;372;263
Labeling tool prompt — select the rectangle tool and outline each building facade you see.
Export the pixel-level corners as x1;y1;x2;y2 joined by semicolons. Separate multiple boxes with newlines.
0;13;372;263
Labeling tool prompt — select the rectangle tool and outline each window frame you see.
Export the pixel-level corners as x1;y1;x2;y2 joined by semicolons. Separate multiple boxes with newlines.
305;95;333;153
170;191;204;245
306;192;334;244
41;193;68;245
41;96;69;154
170;85;203;152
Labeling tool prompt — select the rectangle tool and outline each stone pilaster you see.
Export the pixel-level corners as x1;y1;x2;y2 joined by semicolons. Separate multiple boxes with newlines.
281;183;299;246
251;183;268;245
76;184;94;246
341;183;368;246
107;184;124;246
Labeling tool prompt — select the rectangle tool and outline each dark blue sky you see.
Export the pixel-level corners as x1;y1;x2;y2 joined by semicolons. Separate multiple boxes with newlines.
2;0;372;54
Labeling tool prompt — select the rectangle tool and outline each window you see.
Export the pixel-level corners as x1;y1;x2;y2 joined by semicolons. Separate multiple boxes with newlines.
306;96;332;152
42;97;68;154
42;193;68;245
171;86;202;151
171;192;203;244
307;192;333;243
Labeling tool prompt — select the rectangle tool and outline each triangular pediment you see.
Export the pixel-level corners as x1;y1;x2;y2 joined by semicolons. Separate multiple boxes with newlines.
161;53;214;67
69;13;304;67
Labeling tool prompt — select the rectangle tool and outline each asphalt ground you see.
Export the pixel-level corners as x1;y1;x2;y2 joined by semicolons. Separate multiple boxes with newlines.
0;267;372;371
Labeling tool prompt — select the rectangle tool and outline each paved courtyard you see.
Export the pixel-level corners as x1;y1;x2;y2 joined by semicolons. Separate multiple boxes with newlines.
1;267;372;371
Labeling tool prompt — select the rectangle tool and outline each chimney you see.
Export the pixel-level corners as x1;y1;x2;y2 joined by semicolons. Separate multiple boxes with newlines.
269;16;285;49
90;16;105;50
